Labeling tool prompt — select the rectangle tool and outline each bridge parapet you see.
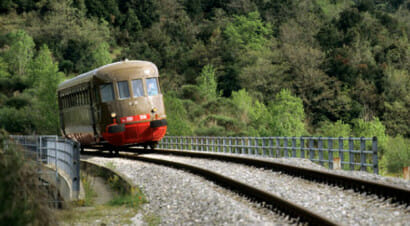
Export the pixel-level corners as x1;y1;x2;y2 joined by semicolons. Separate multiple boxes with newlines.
8;135;81;204
159;136;379;174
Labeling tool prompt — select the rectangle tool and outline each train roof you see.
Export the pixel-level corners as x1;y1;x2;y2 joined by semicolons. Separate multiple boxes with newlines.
57;60;159;91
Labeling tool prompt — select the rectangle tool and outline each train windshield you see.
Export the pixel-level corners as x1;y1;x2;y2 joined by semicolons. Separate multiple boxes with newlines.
132;79;144;97
99;83;114;102
146;78;159;96
117;81;130;99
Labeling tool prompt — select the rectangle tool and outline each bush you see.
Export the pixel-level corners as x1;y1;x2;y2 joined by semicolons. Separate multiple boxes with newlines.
380;136;410;174
0;107;35;133
4;96;31;109
352;117;387;152
317;120;352;137
268;89;306;137
0;131;55;225
164;94;193;135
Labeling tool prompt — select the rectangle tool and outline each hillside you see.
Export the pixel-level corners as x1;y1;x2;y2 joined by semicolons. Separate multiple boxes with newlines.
0;0;409;173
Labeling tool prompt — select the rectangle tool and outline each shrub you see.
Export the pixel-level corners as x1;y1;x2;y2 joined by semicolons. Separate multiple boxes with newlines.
268;89;306;137
352;117;387;152
380;136;410;174
0;131;55;225
0;107;35;133
317;120;352;137
4;96;31;109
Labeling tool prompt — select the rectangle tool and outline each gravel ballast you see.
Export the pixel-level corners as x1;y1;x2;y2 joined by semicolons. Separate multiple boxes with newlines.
85;156;293;225
84;154;410;225
137;154;410;225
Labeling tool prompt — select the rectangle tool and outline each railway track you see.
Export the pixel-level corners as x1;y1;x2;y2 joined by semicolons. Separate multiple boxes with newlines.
82;148;410;225
143;149;410;205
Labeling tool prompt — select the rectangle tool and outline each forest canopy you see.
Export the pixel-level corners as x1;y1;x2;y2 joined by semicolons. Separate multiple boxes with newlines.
0;0;409;173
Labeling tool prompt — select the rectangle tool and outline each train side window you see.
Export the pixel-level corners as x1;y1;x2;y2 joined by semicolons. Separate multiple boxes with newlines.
146;78;159;96
84;90;89;104
76;92;80;106
131;79;144;97
100;83;115;103
117;81;130;99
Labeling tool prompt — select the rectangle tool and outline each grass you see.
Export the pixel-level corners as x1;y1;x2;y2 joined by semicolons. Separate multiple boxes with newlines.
104;161;116;170
144;213;161;226
81;174;97;206
58;171;153;225
56;204;138;225
109;192;147;208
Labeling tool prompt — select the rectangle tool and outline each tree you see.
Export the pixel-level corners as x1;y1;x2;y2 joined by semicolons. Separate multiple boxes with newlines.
224;11;272;51
352;117;387;151
91;42;112;69
380;135;410;174
29;45;64;134
163;94;192;135
231;89;270;136
0;57;10;78
28;0;111;73
317;120;352;137
197;64;219;101
238;39;291;103
268;89;306;137
4;30;35;77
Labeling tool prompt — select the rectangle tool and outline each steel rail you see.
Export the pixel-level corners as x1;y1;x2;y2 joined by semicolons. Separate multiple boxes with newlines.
82;150;337;225
123;152;338;225
141;149;410;205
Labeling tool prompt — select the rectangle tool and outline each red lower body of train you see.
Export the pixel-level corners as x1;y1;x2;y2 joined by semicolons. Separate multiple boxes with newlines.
102;114;167;146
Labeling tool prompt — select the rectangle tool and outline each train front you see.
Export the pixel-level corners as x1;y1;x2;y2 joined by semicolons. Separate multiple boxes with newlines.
98;61;167;147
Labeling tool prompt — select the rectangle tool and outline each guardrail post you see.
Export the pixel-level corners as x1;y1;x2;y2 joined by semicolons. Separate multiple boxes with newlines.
284;137;288;158
339;137;344;169
241;137;245;154
309;138;314;161
349;137;354;170
255;138;259;155
262;138;266;156
216;137;220;152
164;137;168;149
54;136;59;208
300;137;305;158
292;137;296;157
211;137;215;152
234;137;237;153
224;137;232;153
276;138;280;157
247;138;252;155
328;138;333;169
360;137;366;171
269;138;273;157
318;137;323;166
372;137;378;174
72;141;80;199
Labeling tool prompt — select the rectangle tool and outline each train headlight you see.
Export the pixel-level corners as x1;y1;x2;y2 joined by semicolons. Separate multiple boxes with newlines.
111;112;117;119
151;108;158;113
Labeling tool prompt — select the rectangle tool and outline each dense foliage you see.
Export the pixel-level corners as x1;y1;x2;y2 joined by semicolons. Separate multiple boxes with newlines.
0;0;409;174
0;130;55;225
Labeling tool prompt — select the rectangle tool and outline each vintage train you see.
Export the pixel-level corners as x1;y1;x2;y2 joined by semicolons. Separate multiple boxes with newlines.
57;60;167;148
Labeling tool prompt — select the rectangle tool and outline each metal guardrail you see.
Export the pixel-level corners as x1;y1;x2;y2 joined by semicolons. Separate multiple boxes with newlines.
8;135;81;200
158;136;379;174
